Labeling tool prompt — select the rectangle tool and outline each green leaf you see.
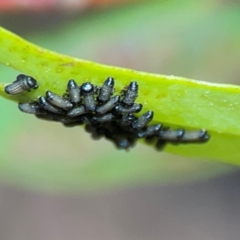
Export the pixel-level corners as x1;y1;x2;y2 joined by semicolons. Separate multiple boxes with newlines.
0;26;240;166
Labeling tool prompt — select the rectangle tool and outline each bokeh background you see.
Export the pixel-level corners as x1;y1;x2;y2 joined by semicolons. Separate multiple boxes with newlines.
0;0;240;239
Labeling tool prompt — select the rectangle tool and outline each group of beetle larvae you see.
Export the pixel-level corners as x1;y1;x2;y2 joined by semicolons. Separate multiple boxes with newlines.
5;74;209;149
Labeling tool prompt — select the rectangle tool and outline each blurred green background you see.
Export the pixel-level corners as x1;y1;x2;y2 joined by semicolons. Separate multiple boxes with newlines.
0;0;240;239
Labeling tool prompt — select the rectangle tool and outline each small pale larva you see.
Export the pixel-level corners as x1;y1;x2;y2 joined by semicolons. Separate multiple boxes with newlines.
122;81;138;106
5;74;38;95
96;95;120;115
81;82;96;111
97;77;115;103
46;91;73;110
67;79;81;104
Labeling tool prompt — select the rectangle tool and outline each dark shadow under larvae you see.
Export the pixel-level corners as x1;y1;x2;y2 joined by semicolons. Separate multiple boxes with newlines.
81;82;96;111
5;74;39;95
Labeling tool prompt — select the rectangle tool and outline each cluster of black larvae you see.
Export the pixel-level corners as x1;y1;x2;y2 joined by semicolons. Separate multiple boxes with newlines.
5;74;209;149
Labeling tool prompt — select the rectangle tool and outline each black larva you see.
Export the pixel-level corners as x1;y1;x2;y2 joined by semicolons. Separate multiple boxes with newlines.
158;129;185;141
138;124;162;138
91;113;115;125
132;111;154;130
13;74;210;150
81;82;96;111
97;77;114;102
67;105;86;118
157;128;209;143
5;74;38;95
114;103;142;114
39;96;63;114
119;113;136;127
18;102;41;114
67;79;81;104
96;95;120;115
122;81;138;106
46;91;73;110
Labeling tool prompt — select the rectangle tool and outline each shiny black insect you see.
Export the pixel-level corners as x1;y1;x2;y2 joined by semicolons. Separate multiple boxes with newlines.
5;74;38;95
14;74;210;150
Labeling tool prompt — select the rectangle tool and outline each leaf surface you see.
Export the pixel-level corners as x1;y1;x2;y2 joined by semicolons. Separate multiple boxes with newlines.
0;26;239;165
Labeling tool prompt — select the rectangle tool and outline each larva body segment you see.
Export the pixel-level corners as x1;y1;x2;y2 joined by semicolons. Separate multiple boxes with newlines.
67;105;86;118
96;95;120;115
115;103;142;114
132;111;154;130
5;74;38;95
119;113;136;127
39;96;63;114
138;124;162;138
46;91;73;110
122;81;138;106
97;77;114;103
180;129;209;142
81;82;96;111
91;113;115;124
67;79;81;104
158;129;185;141
18;101;42;114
